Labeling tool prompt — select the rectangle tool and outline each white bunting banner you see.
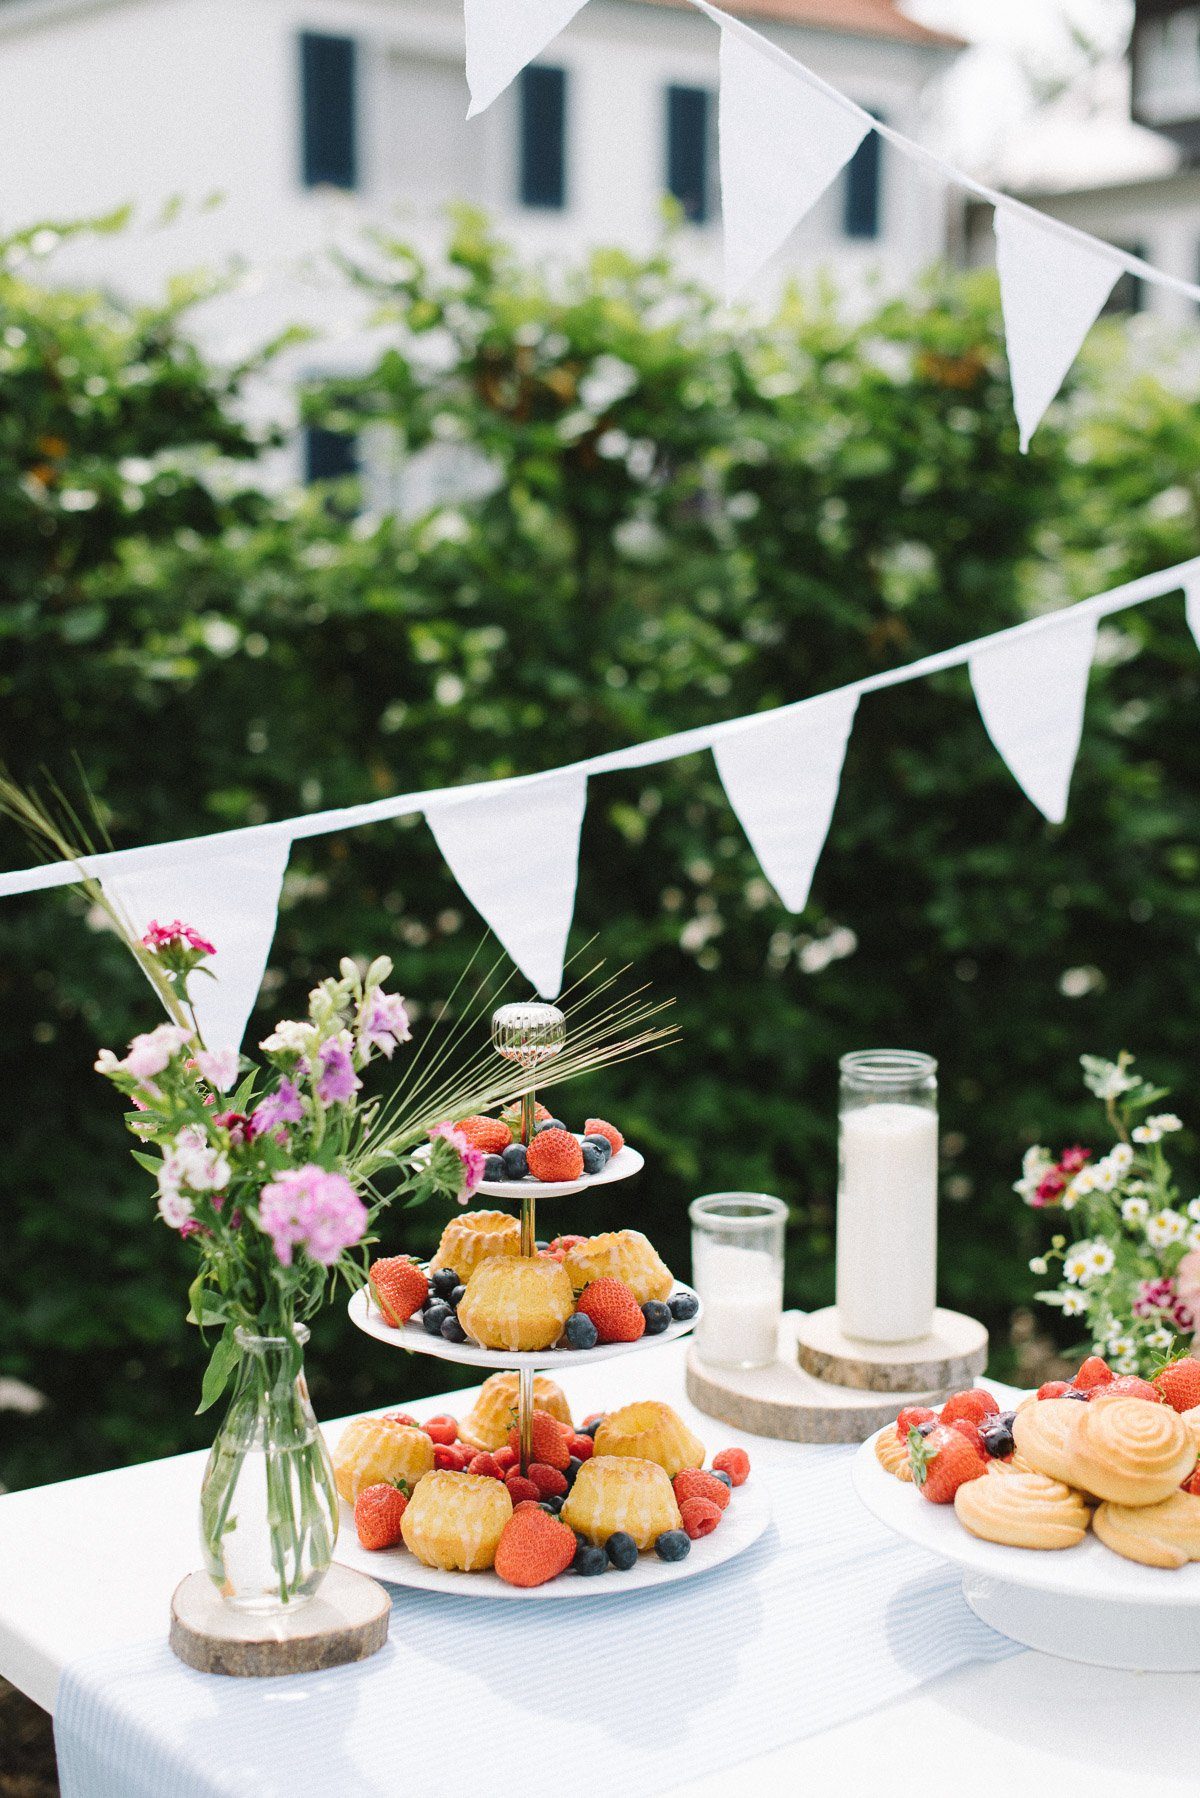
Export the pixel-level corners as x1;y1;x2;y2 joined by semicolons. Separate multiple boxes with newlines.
714;690;859;910
1185;575;1200;655
715;20;870;300
464;0;589;118
425;771;587;997
100;827;293;1051
995;206;1123;453
969;615;1098;823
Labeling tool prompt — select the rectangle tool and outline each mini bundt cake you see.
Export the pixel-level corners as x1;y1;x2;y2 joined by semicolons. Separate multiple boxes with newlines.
333;1416;435;1504
430;1210;520;1281
400;1470;513;1571
562;1230;674;1305
593;1401;705;1479
457;1254;575;1352
561;1454;683;1550
459;1371;573;1451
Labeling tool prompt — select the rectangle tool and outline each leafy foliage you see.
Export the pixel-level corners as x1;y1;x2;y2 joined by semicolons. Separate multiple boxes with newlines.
2;216;1199;1489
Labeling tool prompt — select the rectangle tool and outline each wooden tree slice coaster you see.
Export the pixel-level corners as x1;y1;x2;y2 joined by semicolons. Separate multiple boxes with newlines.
794;1306;988;1394
169;1564;390;1678
686;1316;954;1445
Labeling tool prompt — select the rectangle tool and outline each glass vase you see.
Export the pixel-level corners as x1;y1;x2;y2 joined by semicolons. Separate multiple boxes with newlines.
199;1324;339;1613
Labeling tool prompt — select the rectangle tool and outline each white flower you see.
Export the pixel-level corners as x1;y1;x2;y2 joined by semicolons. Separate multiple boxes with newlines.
1115;1352;1140;1375
1189;1225;1200;1252
1187;1199;1200;1224
1063;1243;1094;1285
1109;1335;1136;1359
1147;1209;1187;1249
1061;1188;1079;1211
260;1019;316;1055
93;1048;121;1075
1132;1124;1160;1144
159;1139;230;1196
122;1023;192;1080
1109;1142;1134;1173
195;1048;240;1092
1091;1160;1118;1193
1028;1256;1049;1276
1061;1290;1088;1317
1081;1056;1139;1101
1086;1241;1115;1279
157;1187;194;1231
1072;1167;1097;1196
1146;1325;1175;1352
1148;1114;1183;1134
1121;1197;1150;1226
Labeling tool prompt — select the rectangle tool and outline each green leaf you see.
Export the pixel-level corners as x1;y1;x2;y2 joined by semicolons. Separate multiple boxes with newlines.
196;1324;240;1415
130;1150;161;1176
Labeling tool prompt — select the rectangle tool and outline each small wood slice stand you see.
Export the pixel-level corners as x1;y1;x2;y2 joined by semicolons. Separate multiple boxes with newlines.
687;1309;988;1445
169;1565;390;1678
794;1306;989;1395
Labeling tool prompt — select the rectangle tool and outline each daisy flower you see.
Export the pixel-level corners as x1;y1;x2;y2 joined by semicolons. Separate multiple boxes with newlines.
1147;1209;1187;1250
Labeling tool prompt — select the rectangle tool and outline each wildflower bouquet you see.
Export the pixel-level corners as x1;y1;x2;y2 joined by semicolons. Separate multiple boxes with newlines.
1018;1053;1200;1376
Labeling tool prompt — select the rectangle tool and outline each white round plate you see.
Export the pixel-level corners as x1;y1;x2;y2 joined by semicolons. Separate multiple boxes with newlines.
423;1141;644;1201
348;1282;701;1371
334;1475;770;1599
854;1418;1200;1670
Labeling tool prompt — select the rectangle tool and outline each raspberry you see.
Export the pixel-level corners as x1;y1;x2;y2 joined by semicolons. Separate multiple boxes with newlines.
567;1433;595;1462
423;1415;459;1445
939;1389;999;1428
494;1504;577;1587
894;1407;938;1442
1072;1356;1114;1393
1153;1359;1200;1413
354;1481;409;1550
468;1453;505;1481
547;1233;589;1262
582;1413;607;1430
527;1462;569;1498
493;1446;518;1474
505;1473;541;1505
575;1278;646;1345
1037;1380;1072;1401
381;1411;421;1428
584;1118;624;1155
679;1497;722;1539
712;1447;750;1487
455;1115;513;1155
673;1469;731;1511
368;1256;429;1327
507;1410;572;1471
526;1128;584;1183
434;1443;468;1471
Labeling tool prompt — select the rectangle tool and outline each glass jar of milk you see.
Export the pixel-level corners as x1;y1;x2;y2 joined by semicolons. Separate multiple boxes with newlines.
689;1193;787;1369
836;1051;938;1345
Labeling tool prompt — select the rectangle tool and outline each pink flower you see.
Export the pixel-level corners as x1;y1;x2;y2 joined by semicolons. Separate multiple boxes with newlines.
316;1040;361;1106
358;990;412;1060
429;1121;486;1206
1058;1146;1091;1175
122;1023;192;1080
213;1110;253;1146
1176;1251;1200;1325
196;1047;239;1092
142;920;216;956
258;1165;368;1268
1133;1275;1177;1318
251;1078;305;1135
1034;1169;1066;1206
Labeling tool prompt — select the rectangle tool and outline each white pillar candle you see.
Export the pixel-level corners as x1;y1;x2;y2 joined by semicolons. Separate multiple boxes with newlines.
693;1241;782;1368
836;1100;938;1343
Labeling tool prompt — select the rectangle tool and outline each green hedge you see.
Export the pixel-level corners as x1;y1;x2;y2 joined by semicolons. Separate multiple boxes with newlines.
2;215;1199;1489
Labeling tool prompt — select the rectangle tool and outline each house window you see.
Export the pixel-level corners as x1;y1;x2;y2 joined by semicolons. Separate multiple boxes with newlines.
843;121;883;240
1102;245;1146;316
380;52;485;204
519;64;568;209
300;32;357;189
666;85;715;224
303;425;358;484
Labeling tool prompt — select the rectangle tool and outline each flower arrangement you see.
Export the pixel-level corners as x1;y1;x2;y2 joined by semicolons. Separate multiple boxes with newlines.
1018;1053;1200;1376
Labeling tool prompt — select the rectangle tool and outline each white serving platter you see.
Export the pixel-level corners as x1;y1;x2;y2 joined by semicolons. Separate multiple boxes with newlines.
417;1141;644;1201
853;1419;1200;1671
333;1475;770;1599
347;1281;702;1372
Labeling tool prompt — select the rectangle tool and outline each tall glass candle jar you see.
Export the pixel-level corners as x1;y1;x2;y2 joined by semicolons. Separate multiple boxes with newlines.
689;1193;787;1369
836;1051;938;1345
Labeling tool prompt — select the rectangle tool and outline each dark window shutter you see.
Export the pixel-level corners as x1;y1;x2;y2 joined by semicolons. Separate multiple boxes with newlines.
303;425;358;484
300;32;357;190
843;122;883;239
666;86;711;224
1103;245;1146;315
519;65;568;209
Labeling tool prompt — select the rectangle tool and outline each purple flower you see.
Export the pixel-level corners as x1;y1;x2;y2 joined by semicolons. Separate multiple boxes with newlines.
358;990;412;1060
316;1040;362;1106
258;1165;368;1268
429;1121;486;1205
251;1078;305;1135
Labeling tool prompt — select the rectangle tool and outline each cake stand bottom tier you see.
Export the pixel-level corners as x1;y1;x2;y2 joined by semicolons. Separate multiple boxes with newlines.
962;1573;1200;1672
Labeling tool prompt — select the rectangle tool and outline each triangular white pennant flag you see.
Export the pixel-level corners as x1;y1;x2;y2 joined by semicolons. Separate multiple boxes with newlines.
970;616;1097;824
717;23;870;300
101;827;292;1051
714;690;859;910
995;206;1122;453
426;772;586;997
464;0;589;118
1184;575;1200;654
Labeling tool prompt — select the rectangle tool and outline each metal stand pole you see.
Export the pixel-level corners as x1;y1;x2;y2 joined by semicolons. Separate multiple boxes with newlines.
518;1087;537;1471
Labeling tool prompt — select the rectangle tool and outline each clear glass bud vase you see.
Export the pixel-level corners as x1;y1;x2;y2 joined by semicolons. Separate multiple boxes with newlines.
199;1325;339;1613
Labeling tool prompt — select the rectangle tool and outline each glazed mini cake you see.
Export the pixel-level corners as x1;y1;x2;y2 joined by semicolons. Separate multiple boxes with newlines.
333;1416;435;1504
430;1210;520;1281
400;1470;513;1571
562;1230;674;1306
560;1454;682;1550
457;1254;575;1352
593;1401;705;1480
459;1371;573;1451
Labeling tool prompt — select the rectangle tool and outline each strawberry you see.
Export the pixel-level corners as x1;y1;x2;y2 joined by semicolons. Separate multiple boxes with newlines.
527;1461;569;1499
1099;1375;1164;1404
1072;1355;1114;1392
908;1425;987;1504
494;1503;577;1587
456;1115;513;1155
939;1389;999;1428
381;1411;421;1428
1181;1463;1200;1497
582;1413;607;1430
499;1099;552;1139
504;1473;542;1506
946;1417;986;1458
567;1432;595;1462
506;1409;571;1471
679;1497;722;1539
894;1406;938;1442
546;1233;589;1263
434;1443;468;1471
468;1452;505;1481
1037;1380;1072;1401
526;1128;584;1183
585;1118;624;1155
368;1256;428;1327
575;1278;646;1345
493;1446;518;1474
712;1447;750;1487
673;1469;731;1512
354;1480;409;1550
1153;1359;1200;1414
423;1415;459;1445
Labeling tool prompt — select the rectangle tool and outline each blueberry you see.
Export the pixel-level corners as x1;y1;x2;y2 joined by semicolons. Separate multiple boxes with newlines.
440;1314;467;1344
535;1239;550;1252
449;1284;467;1310
605;1531;638;1571
565;1456;582;1489
423;1302;451;1336
711;1469;733;1489
669;1291;700;1322
1062;1388;1089;1402
540;1495;564;1515
573;1543;607;1577
582;1134;612;1163
655;1529;691;1563
997;1410;1016;1429
580;1417;604;1437
535;1118;566;1133
483;1154;506;1181
565;1312;598;1350
581;1142;606;1176
642;1301;671;1336
431;1268;459;1302
916;1419;938;1437
981;1424;1015;1459
502;1144;529;1180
